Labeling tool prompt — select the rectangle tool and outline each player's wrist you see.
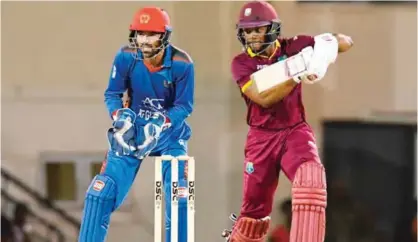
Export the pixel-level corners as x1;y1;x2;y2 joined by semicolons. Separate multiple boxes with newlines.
164;116;171;128
292;75;302;84
112;108;137;126
149;112;172;131
292;71;310;84
111;110;118;121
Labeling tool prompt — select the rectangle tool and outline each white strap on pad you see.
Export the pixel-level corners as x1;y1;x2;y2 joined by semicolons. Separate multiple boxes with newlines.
251;46;313;93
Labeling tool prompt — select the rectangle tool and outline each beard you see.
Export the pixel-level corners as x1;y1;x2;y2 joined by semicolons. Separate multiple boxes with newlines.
140;44;159;58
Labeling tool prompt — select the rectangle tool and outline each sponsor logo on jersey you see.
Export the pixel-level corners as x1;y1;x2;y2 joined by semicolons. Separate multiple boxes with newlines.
257;64;269;70
142;97;164;110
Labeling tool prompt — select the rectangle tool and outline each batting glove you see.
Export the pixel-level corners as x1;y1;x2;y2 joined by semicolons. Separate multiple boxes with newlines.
303;33;339;84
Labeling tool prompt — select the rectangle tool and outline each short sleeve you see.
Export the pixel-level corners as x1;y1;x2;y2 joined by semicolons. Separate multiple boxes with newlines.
231;55;254;92
286;35;315;56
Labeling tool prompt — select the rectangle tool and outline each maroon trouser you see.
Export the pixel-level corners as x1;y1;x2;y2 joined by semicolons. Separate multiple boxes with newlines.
232;122;327;242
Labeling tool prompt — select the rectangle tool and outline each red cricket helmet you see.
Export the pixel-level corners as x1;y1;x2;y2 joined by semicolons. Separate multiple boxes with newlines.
129;7;172;33
128;7;173;59
236;1;282;53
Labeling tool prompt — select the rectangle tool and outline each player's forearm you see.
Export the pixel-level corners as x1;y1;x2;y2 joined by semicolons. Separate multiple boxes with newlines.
168;67;194;126
333;33;353;53
166;104;192;127
259;78;298;108
104;91;124;118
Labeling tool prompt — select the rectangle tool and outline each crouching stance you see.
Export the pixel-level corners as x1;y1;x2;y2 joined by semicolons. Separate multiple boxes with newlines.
78;6;195;242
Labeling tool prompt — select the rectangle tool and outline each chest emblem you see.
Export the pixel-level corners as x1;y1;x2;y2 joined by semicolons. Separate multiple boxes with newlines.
163;80;173;88
278;55;287;62
246;161;255;174
142;97;164;110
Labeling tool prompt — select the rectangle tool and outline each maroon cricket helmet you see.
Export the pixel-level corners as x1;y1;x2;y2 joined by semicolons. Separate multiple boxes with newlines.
237;1;280;28
236;1;282;53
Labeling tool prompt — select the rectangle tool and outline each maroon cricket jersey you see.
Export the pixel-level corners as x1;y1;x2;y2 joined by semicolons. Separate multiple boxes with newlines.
231;35;315;130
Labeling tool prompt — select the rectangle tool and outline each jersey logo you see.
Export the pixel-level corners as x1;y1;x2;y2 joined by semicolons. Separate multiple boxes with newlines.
178;139;186;148
245;161;255;174
257;64;269;70
163;80;173;88
244;8;252;16
140;14;150;24
138;98;165;121
142;98;164;110
278;55;287;62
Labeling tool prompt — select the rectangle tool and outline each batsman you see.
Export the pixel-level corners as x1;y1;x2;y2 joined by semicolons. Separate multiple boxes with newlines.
221;1;353;242
78;6;194;242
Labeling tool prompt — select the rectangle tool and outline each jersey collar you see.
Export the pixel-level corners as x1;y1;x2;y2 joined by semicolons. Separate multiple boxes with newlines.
136;45;172;68
162;45;172;68
247;40;281;59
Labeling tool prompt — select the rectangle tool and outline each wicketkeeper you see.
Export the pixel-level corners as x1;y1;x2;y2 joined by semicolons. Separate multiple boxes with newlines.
78;6;195;242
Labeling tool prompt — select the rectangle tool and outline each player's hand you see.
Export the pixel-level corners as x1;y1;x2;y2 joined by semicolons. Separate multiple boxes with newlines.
144;111;172;139
134;112;171;159
108;108;137;156
112;108;136;130
335;33;353;53
300;73;321;85
304;53;329;84
288;46;315;84
302;33;340;84
299;51;329;85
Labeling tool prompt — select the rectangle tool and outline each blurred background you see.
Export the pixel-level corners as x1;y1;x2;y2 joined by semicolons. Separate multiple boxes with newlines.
1;1;417;242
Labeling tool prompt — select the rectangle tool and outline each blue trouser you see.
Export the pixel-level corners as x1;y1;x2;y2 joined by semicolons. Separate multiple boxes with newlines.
78;134;189;242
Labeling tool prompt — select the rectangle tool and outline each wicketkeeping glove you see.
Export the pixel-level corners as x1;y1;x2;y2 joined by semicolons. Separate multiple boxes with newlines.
135;111;172;159
107;108;137;156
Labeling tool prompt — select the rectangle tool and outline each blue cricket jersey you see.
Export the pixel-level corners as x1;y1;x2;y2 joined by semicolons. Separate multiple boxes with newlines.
104;45;194;147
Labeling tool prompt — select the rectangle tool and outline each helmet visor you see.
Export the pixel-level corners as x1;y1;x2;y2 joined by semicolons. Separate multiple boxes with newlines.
237;21;270;29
